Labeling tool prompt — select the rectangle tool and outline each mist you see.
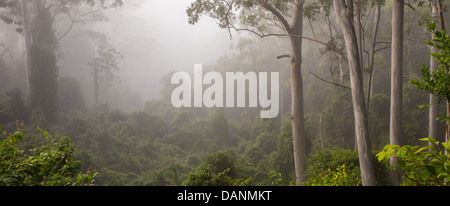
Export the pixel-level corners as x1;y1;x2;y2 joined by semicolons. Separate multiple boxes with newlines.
1;0;449;188
57;0;235;111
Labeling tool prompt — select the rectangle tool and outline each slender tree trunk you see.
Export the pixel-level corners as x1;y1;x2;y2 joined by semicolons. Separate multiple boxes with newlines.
320;113;324;152
390;0;404;186
367;4;382;113
339;55;346;85
355;0;363;154
356;0;364;71
94;52;99;106
429;2;438;145
436;0;445;32
435;0;449;155
334;0;376;186
289;0;306;185
19;0;32;108
259;0;306;184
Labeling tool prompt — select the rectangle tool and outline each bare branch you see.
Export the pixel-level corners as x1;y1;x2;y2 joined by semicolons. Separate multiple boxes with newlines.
309;72;351;90
258;0;292;32
277;54;291;59
56;3;112;42
374;45;391;53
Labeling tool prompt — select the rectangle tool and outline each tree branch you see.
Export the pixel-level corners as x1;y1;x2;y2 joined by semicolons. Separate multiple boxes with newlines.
309;72;351;90
56;3;112;42
277;54;291;59
374;45;391;53
258;0;292;32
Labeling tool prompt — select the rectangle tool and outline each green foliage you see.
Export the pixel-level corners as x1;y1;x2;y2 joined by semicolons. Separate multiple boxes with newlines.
182;163;250;186
208;109;232;147
186;0;292;33
411;64;449;107
0;126;97;186
305;149;390;186
182;151;250;186
321;91;355;149
4;88;28;123
410;22;450;123
368;93;390;148
377;137;450;186
304;164;362;186
304;149;361;186
1;2;439;187
58;76;85;113
265;170;290;186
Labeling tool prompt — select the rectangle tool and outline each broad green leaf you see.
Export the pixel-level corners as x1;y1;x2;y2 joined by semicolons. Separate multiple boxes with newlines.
397;148;407;158
429;21;436;30
419;137;435;144
377;151;386;162
13;132;23;142
415;146;434;154
444;177;450;183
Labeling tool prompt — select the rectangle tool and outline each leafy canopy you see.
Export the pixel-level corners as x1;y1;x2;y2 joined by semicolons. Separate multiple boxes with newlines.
186;0;293;35
377;137;450;186
0;126;97;186
410;22;450;123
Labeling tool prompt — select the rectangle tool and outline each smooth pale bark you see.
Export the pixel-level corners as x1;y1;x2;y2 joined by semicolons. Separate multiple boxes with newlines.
356;0;363;71
429;2;438;144
390;0;404;186
367;4;382;113
251;0;307;184
20;0;32;107
333;0;376;186
288;0;306;185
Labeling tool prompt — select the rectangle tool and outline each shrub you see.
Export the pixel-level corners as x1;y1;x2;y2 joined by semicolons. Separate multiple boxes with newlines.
182;151;250;186
305;149;390;186
0;126;97;186
377;137;450;186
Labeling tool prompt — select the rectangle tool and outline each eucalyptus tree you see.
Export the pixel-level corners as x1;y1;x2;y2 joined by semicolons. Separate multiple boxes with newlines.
0;0;122;123
426;0;449;154
187;0;309;184
389;0;405;186
86;30;123;106
428;0;439;151
435;0;449;155
365;0;387;113
304;0;348;86
303;0;387;113
333;0;376;186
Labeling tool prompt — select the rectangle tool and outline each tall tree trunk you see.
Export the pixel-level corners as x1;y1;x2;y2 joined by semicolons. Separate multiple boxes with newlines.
334;0;376;186
435;0;449;155
356;0;363;72
94;52;99;106
390;0;404;186
429;1;438;145
320;113;324;152
367;4;382;113
289;0;306;185
436;0;446;32
19;0;32;109
28;0;59;123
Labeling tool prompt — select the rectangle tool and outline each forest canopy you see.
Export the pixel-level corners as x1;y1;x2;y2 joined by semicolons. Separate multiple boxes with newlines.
0;0;449;186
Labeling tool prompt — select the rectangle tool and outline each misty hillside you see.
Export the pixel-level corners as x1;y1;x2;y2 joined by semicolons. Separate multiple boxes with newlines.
0;0;449;187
